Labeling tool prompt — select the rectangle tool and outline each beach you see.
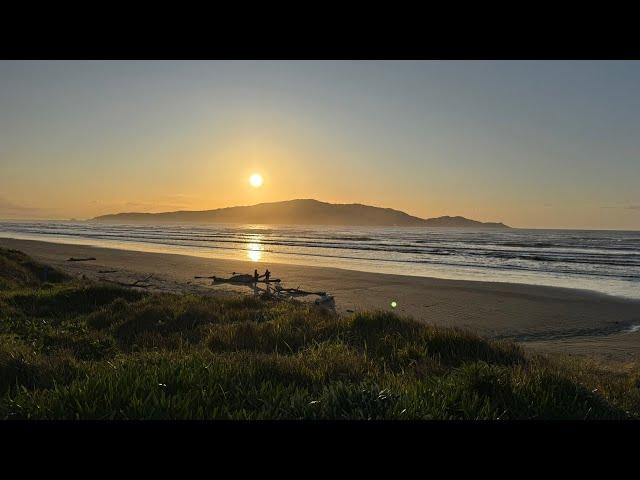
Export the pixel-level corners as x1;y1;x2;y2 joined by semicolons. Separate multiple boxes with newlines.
2;236;639;361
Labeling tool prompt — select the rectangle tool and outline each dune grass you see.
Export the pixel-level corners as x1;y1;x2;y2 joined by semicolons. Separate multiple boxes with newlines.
1;247;639;420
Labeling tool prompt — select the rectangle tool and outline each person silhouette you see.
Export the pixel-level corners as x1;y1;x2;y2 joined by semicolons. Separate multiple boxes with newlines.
254;269;259;284
264;269;271;283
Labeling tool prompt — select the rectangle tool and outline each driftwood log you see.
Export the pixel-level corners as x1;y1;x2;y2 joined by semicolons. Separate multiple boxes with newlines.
194;274;281;284
67;257;96;262
274;285;326;296
98;273;154;288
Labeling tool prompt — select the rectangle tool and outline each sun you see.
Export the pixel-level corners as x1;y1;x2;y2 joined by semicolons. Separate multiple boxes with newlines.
249;173;263;188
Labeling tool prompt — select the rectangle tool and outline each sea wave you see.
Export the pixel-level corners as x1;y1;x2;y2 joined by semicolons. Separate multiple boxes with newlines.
1;221;639;297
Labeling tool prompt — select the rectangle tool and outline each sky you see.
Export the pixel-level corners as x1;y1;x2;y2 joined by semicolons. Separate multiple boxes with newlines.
1;60;639;230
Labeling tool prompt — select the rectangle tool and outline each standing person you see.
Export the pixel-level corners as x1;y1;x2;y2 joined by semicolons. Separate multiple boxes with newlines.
264;269;271;283
254;269;259;284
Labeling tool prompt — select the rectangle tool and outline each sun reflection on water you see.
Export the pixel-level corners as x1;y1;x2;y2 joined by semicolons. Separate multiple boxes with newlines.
247;242;263;262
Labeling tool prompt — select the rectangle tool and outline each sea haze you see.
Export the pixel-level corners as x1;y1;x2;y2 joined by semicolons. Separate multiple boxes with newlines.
1;221;639;300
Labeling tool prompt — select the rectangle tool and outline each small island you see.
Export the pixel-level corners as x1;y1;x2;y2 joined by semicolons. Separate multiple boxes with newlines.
92;199;510;228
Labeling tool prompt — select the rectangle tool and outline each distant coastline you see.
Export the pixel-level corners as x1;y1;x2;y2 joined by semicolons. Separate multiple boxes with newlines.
92;198;510;228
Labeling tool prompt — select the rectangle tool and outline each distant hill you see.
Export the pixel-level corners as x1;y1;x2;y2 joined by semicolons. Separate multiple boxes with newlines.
92;199;510;228
422;216;508;229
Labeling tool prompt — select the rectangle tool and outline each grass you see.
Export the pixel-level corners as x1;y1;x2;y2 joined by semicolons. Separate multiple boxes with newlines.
1;247;639;420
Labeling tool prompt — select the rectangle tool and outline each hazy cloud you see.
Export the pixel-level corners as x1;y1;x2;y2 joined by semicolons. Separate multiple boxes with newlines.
89;199;193;214
122;201;191;212
601;205;640;210
0;196;51;218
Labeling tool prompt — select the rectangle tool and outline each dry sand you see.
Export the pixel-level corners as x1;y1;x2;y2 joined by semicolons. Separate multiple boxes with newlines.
2;237;639;361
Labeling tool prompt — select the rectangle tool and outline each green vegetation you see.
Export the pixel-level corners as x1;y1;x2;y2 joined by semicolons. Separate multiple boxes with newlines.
1;247;639;420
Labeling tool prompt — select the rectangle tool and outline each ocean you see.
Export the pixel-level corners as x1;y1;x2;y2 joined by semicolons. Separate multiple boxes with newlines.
1;221;639;300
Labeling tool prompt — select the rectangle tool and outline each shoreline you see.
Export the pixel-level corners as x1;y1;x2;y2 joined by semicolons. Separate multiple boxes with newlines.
2;226;638;301
2;236;640;361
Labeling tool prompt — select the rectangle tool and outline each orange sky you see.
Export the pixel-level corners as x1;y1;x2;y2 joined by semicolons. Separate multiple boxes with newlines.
1;61;639;229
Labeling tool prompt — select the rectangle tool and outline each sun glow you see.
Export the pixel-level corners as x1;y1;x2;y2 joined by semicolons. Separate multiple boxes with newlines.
249;173;263;188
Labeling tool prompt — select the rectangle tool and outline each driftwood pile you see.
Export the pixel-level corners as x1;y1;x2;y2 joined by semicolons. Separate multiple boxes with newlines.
194;272;334;308
90;264;333;307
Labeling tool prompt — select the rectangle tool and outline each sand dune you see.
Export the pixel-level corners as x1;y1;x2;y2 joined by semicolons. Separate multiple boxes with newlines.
2;237;639;361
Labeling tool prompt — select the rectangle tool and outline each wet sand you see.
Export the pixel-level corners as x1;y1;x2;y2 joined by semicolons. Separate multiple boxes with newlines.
2;237;639;361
